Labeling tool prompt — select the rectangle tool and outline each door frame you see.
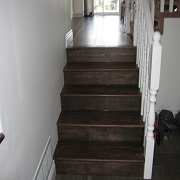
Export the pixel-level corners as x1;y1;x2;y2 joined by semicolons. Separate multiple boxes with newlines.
94;0;121;15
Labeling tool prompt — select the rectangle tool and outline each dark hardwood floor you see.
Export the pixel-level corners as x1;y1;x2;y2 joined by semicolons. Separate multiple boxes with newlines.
69;15;132;47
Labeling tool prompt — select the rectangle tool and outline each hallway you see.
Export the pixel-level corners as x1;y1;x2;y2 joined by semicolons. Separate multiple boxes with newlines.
69;16;132;47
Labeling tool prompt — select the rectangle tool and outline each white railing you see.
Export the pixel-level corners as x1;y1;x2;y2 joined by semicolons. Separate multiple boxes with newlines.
159;0;180;13
134;0;162;179
124;0;135;33
160;0;175;12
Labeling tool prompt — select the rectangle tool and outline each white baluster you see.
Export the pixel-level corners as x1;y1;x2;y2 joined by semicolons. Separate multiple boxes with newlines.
160;0;165;12
141;30;148;115
140;16;146;92
169;0;174;12
125;0;131;33
144;89;156;179
151;0;155;24
133;0;138;46
144;32;162;179
143;42;150;122
131;0;134;21
138;6;144;89
136;0;141;65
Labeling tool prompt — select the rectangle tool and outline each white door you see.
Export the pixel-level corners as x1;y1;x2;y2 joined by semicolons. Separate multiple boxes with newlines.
94;0;120;15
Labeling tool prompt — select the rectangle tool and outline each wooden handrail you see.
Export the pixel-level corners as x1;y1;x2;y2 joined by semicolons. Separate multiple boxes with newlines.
0;133;5;144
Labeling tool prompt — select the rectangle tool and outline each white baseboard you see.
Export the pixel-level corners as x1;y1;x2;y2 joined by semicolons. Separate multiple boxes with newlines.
47;161;56;180
33;137;54;180
73;13;84;17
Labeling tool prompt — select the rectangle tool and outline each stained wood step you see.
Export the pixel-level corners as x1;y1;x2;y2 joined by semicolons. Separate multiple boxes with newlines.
54;141;144;176
58;110;144;142
59;110;143;127
61;85;141;111
64;62;138;85
67;47;136;63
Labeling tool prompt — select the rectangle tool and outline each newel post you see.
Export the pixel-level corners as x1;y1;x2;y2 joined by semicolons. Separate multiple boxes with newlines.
144;32;162;179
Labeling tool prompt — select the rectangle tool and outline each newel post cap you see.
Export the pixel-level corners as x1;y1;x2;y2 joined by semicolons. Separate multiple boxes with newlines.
153;31;161;45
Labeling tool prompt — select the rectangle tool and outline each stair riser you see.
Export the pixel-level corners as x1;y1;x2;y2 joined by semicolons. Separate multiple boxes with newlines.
64;71;138;85
67;48;136;63
59;127;144;142
56;161;144;177
61;96;141;111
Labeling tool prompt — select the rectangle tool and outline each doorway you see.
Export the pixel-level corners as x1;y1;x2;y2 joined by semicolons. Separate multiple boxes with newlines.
94;0;120;15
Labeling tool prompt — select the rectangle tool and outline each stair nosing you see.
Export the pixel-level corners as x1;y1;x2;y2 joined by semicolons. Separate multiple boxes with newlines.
59;124;144;128
61;91;141;96
67;46;136;50
58;158;144;163
63;63;138;72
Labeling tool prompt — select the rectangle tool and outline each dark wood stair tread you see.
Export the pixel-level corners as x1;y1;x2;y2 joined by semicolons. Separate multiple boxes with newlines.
59;110;143;128
64;62;137;72
61;85;140;96
67;46;135;50
54;141;144;163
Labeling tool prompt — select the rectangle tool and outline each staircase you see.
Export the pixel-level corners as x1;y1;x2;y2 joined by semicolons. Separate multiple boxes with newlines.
54;46;145;177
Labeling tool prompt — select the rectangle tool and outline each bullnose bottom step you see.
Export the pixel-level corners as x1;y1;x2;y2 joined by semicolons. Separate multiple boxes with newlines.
54;141;144;176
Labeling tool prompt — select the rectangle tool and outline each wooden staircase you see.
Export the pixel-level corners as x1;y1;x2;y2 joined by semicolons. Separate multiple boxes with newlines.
54;46;144;177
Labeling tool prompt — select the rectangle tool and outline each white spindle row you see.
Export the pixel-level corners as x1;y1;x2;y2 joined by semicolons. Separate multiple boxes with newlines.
134;0;162;179
169;0;175;12
160;0;175;12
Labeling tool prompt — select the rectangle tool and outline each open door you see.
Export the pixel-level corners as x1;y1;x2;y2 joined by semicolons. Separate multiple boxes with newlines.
94;0;120;15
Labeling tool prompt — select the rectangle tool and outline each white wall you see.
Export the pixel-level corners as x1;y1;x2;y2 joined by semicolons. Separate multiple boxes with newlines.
156;18;180;111
0;0;72;179
73;0;84;17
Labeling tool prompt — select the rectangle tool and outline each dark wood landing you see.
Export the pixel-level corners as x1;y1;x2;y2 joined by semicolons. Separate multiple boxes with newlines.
54;141;144;176
70;16;132;47
67;47;136;63
64;62;138;85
